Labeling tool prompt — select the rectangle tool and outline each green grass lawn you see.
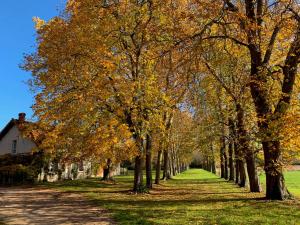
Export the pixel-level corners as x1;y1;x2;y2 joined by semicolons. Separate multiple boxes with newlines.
285;171;300;197
43;169;300;225
259;170;300;198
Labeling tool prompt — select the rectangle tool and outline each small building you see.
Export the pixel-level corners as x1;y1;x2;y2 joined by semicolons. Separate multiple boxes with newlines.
0;113;36;155
0;113;92;182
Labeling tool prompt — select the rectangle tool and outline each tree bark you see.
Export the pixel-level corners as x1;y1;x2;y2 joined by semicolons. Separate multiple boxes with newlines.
168;153;173;178
101;158;112;181
155;150;162;184
232;121;240;184
245;152;261;192
263;141;290;199
162;150;171;180
211;159;216;174
236;103;261;192
133;155;143;193
235;157;240;184
206;156;210;172
210;142;216;174
176;154;180;174
228;138;234;181
171;149;176;176
220;135;227;179
224;146;229;180
228;119;235;181
145;134;153;189
238;160;246;187
220;141;225;178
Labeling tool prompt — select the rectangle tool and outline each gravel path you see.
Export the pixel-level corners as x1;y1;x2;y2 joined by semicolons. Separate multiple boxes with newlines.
0;187;115;225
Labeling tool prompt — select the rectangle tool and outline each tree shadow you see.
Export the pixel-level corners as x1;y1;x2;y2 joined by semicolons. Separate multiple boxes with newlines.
16;171;300;225
0;217;6;225
0;188;115;225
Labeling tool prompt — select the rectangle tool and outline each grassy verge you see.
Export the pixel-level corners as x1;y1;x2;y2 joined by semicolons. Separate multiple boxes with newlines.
42;169;300;225
259;170;300;198
285;171;300;197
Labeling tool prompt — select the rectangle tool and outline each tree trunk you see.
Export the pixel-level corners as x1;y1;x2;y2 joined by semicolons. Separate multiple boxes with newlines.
162;150;170;180
249;68;292;197
245;152;261;192
161;112;173;180
171;149;176;176
238;160;246;187
231;120;240;184
176;155;180;174
210;143;216;174
224;147;228;180
43;163;49;182
235;157;240;184
211;159;216;174
220;136;226;178
145;134;153;189
220;138;225;178
102;158;112;181
236;103;261;192
155;150;162;184
169;154;173;178
228;119;235;181
133;155;143;193
175;153;179;175
228;140;234;181
207;156;211;172
263;141;290;199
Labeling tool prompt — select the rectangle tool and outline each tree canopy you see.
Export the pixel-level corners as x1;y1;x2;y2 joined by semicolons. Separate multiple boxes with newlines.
23;0;300;200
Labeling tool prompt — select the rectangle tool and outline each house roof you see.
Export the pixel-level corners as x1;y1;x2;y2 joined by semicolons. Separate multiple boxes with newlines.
0;117;41;144
0;119;18;141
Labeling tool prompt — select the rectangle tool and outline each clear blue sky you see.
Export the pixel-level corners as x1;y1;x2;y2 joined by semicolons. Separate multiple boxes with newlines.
0;1;66;129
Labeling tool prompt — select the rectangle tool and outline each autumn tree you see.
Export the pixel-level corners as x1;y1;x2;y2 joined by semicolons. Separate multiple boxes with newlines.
24;0;194;192
210;0;300;199
201;42;261;191
23;0;300;200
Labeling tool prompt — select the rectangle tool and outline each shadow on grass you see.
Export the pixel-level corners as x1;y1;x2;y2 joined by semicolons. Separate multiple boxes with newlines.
39;178;126;189
39;170;300;225
0;217;6;225
93;196;259;206
89;196;300;225
168;178;227;184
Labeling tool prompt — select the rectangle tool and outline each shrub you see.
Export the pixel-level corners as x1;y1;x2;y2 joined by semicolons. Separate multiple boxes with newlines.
0;164;35;186
0;151;46;186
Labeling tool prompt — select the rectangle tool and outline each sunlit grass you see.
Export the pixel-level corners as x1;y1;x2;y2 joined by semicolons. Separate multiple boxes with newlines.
43;169;300;225
260;170;300;198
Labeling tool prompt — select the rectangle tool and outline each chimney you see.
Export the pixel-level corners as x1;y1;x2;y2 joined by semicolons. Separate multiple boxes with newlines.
18;113;26;123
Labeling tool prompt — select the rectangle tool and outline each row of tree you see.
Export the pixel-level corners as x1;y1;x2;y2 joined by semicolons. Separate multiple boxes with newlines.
23;0;300;200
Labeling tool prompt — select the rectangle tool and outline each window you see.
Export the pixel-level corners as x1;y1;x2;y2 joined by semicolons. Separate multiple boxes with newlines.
12;140;17;154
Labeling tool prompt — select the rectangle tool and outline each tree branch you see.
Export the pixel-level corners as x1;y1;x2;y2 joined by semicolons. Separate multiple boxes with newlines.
203;60;237;102
202;35;249;47
263;25;280;64
274;22;300;115
223;0;239;12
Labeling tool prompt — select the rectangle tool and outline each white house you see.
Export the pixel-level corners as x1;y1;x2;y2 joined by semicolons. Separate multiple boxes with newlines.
0;113;36;155
0;113;92;181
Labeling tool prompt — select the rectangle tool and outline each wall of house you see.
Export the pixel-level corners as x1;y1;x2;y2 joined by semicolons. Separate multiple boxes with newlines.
0;125;36;155
38;161;93;182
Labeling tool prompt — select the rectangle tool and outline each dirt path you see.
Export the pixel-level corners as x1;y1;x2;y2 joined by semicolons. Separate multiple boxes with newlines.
0;187;115;225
